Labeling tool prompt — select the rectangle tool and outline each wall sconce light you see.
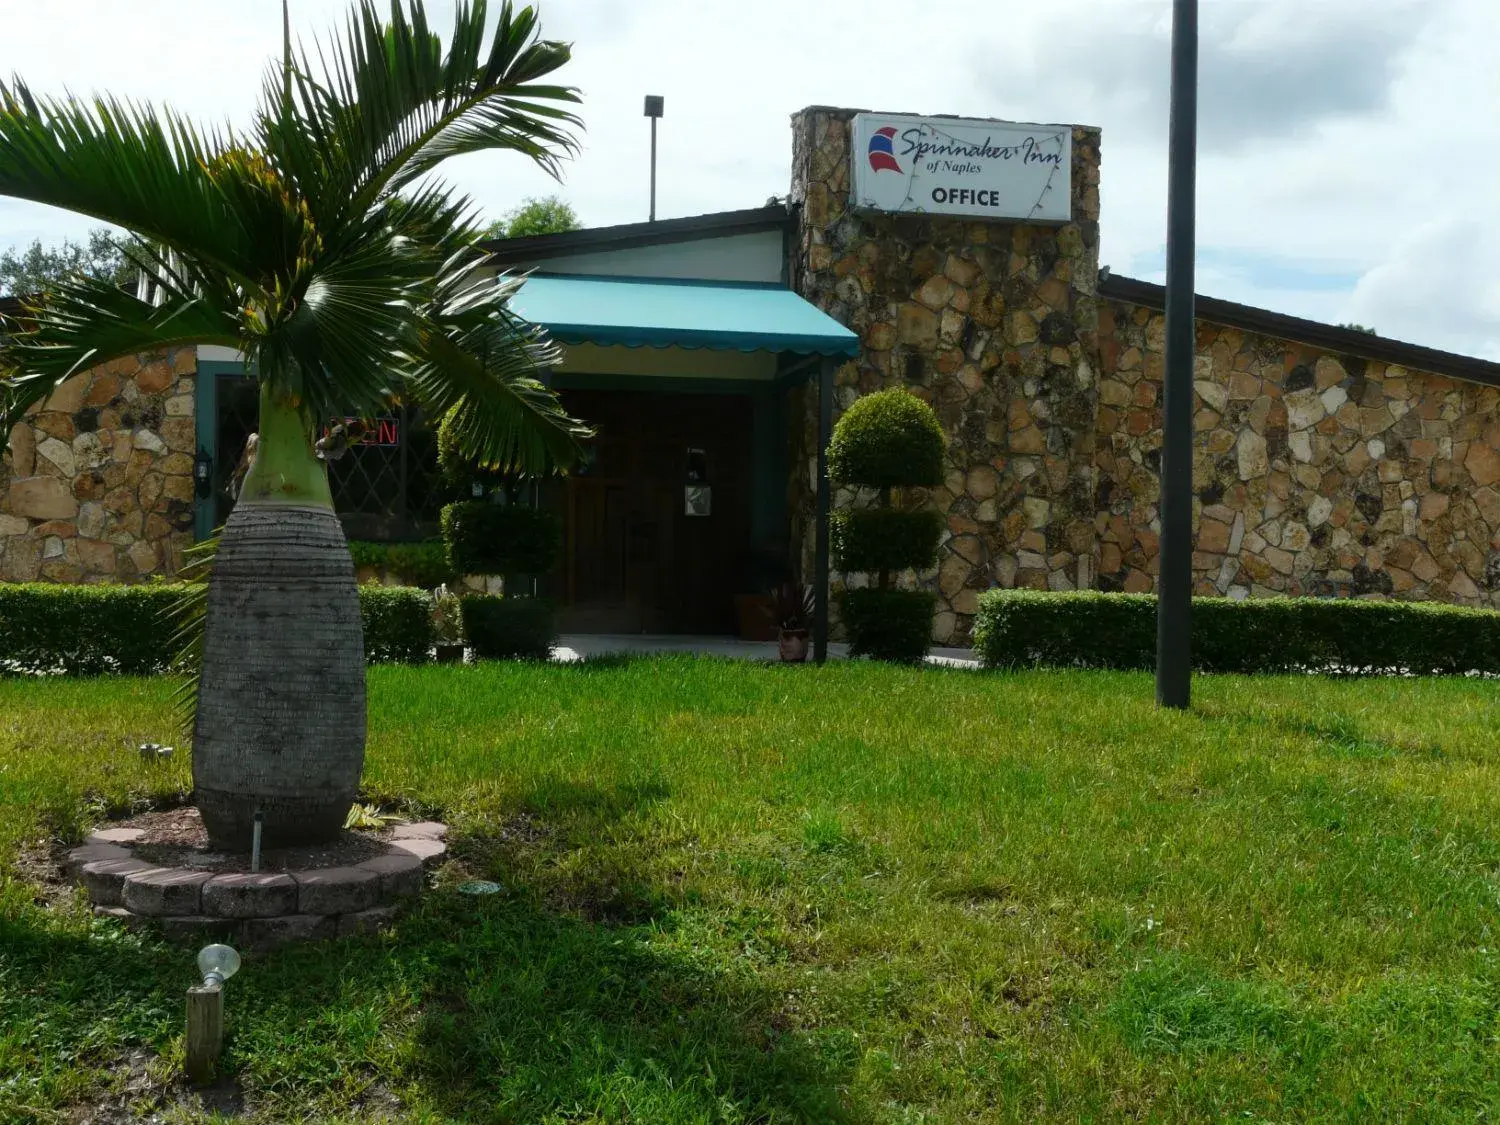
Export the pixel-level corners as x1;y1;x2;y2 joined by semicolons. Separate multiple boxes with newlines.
193;447;213;500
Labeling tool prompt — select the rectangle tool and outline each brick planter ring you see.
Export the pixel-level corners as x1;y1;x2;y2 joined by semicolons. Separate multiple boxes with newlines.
69;819;448;949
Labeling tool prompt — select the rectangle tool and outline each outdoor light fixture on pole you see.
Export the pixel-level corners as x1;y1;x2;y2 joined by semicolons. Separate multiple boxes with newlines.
186;943;240;1084
1156;0;1199;710
643;94;664;222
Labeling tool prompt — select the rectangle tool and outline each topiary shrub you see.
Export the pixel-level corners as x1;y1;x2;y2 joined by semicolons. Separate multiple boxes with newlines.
831;508;946;574
826;387;945;489
441;501;562;578
358;585;435;663
827;388;945;662
459;595;556;660
972;590;1500;675
840;587;938;664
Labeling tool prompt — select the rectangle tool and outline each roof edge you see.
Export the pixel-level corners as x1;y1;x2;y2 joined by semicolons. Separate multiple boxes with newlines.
482;205;792;265
1099;273;1500;390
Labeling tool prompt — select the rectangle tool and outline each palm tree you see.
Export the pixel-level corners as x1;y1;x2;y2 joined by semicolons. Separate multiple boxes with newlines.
0;0;590;848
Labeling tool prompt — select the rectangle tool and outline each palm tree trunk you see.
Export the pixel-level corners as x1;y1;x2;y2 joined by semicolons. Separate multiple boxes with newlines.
192;384;365;849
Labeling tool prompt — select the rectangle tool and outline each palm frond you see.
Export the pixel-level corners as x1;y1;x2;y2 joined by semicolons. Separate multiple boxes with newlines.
164;530;220;740
0;260;239;432
0;81;269;288
403;265;590;476
261;0;579;231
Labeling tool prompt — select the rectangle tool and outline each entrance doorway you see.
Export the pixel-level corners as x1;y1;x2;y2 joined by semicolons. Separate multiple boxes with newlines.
556;388;753;634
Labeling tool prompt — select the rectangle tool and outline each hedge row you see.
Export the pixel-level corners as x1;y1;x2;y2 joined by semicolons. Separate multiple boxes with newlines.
357;586;436;664
0;582;436;674
972;590;1500;675
348;539;453;589
459;595;556;661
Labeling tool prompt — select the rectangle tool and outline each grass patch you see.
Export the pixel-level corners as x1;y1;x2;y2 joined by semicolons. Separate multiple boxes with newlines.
3;660;1500;1120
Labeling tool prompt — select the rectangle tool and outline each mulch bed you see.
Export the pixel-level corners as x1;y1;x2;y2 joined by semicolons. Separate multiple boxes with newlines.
121;806;392;874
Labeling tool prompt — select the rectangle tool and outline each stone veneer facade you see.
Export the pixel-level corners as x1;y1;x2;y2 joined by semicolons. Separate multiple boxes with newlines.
789;105;1500;645
1;348;197;582
1095;308;1500;604
789;107;1105;645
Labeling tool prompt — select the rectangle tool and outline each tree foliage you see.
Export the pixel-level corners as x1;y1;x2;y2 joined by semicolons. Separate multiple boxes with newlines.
0;228;132;296
0;0;592;477
484;194;580;239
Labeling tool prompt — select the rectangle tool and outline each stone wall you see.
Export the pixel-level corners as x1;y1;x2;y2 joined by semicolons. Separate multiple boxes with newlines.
788;104;1500;645
789;106;1104;644
1095;305;1500;607
1;348;197;582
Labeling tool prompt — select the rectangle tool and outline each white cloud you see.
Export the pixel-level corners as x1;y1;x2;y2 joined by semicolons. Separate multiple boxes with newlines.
0;0;1496;359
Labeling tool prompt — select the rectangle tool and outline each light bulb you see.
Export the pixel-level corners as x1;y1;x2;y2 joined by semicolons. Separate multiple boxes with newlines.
197;943;241;988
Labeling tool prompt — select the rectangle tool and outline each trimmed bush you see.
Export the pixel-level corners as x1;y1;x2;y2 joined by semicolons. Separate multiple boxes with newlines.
827;388;945;489
348;539;453;589
0;582;187;675
831;508;945;574
827;388;944;661
358;585;435;664
459;595;556;660
839;588;938;664
441;502;562;578
972;590;1500;675
0;582;436;673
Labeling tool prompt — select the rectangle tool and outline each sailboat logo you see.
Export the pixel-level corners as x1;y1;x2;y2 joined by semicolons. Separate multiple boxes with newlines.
866;126;901;173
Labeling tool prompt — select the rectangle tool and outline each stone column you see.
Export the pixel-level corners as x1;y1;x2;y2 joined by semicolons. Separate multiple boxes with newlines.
788;106;1104;644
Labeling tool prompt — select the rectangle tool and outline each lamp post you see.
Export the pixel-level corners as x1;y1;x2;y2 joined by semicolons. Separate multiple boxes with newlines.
643;95;664;222
186;943;240;1084
1156;0;1198;709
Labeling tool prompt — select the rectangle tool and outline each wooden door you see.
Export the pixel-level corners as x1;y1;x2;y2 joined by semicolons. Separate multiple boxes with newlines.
558;389;752;634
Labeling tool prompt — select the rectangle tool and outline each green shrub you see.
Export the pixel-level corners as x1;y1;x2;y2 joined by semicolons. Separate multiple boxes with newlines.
0;582;436;673
459;595;556;660
348;539;453;589
827;388;945;489
831;508;945;574
972;590;1500;675
0;583;186;675
441;502;561;577
839;588;937;664
357;585;434;663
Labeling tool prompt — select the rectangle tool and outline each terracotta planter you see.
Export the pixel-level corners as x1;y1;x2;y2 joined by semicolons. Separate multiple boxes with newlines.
434;642;466;664
778;628;810;663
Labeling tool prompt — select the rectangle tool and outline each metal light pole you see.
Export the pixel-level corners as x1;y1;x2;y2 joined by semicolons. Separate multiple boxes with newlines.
643;95;664;222
1156;0;1198;709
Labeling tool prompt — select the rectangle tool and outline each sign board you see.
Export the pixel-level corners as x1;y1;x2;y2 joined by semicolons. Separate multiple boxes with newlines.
320;416;401;448
850;113;1072;223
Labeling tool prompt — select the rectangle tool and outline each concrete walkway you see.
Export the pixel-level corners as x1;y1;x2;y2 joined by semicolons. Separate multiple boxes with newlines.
553;634;980;668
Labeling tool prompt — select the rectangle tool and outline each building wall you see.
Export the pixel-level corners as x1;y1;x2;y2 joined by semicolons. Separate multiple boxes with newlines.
1096;304;1500;606
521;229;787;284
789;106;1105;643
1;348;197;582
789;104;1500;646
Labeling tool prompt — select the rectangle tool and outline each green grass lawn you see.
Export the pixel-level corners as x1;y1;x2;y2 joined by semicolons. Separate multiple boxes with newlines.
3;659;1500;1122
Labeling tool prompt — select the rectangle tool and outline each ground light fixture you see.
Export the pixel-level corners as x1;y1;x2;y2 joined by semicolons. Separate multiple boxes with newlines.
186;943;240;1084
197;943;241;988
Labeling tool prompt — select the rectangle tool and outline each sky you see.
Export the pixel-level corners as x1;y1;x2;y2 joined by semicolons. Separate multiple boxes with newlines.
1;0;1496;359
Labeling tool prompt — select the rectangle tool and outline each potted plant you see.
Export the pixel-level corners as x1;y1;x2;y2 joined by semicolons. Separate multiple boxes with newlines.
765;581;815;663
432;585;465;663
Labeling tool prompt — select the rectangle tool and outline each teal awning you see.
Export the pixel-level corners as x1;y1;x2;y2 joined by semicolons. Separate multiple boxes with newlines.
509;274;860;357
